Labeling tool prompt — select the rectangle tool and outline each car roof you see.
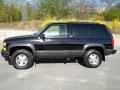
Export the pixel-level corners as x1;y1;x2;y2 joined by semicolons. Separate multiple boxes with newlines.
49;22;102;25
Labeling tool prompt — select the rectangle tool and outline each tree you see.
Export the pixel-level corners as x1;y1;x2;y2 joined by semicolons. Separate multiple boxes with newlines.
104;3;120;21
0;0;4;5
9;5;22;21
116;2;120;8
70;0;97;20
37;0;70;19
100;0;117;10
0;0;22;22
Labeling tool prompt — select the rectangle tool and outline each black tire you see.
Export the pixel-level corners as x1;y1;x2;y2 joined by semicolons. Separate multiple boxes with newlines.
11;49;33;69
84;49;102;68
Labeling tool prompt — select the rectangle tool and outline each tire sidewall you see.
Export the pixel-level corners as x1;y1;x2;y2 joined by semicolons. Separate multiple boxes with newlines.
84;50;102;68
11;49;33;69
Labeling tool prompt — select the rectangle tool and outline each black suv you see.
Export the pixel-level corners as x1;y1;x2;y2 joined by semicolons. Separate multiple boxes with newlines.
1;22;117;69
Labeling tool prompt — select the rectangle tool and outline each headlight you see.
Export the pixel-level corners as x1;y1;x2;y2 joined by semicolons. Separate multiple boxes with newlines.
3;42;7;51
3;47;7;51
3;42;7;46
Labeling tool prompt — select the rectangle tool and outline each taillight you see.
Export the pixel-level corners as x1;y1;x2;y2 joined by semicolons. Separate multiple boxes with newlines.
112;36;114;48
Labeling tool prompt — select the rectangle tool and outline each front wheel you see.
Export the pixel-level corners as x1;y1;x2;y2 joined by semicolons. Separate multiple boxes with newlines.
11;49;33;69
84;49;102;68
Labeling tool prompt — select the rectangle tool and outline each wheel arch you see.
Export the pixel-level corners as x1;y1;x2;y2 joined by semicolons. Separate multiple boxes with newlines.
8;43;35;56
83;44;105;61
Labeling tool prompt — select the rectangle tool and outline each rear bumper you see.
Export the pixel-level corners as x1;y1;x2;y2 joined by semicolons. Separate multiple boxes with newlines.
105;49;117;55
1;49;9;58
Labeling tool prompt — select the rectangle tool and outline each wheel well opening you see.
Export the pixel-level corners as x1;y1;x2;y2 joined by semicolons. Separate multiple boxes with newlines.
10;46;33;56
85;46;105;61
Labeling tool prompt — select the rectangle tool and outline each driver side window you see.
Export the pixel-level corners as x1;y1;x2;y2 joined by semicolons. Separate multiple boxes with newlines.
43;24;67;38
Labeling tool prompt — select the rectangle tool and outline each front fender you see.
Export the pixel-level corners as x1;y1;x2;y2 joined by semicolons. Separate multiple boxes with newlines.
8;43;35;54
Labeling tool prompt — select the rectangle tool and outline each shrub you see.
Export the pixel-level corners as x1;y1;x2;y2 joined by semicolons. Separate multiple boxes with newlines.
103;7;120;21
41;18;120;34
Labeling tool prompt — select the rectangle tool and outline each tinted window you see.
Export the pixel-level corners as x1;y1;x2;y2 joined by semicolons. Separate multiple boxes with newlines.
72;24;89;37
89;25;108;37
43;24;67;38
72;24;108;38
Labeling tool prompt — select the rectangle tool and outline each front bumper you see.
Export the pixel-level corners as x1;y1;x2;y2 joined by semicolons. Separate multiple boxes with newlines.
105;49;117;55
1;49;9;58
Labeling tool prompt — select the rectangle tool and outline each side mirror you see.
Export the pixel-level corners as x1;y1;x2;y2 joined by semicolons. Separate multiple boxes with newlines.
40;34;45;40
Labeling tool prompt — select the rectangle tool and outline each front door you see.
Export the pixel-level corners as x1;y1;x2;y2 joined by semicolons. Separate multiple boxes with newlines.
36;24;69;58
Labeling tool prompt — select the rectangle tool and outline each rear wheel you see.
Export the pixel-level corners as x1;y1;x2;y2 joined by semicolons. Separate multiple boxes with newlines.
84;49;102;68
11;49;33;69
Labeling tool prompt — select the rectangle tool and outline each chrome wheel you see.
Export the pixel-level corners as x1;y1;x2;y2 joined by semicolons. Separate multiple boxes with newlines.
15;54;28;67
88;54;99;66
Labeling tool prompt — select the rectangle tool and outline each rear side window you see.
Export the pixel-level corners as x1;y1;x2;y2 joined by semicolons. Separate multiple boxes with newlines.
72;24;109;38
72;24;89;38
89;25;109;38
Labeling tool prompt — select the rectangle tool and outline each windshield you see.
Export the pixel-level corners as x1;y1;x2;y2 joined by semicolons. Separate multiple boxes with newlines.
34;25;48;37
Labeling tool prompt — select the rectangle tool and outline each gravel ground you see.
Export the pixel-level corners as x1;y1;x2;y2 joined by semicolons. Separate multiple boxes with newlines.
0;41;120;90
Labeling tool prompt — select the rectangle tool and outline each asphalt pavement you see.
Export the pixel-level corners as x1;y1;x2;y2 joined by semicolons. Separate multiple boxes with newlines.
0;43;120;90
